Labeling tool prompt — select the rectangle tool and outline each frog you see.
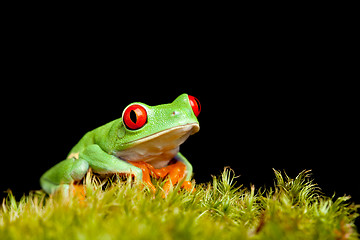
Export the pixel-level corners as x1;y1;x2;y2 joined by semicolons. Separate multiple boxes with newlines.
40;93;200;196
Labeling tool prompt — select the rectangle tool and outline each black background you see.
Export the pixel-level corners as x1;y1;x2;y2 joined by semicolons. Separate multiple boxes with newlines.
1;12;358;227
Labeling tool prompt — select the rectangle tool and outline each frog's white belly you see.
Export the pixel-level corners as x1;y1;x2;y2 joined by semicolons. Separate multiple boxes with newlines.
115;123;198;168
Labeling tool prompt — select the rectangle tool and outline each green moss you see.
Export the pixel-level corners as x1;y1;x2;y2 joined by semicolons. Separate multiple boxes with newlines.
1;169;359;240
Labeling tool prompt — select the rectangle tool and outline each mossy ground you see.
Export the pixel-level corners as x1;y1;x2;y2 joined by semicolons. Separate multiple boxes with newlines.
1;169;359;240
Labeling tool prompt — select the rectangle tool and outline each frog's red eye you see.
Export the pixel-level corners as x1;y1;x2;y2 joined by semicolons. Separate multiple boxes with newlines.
123;104;147;130
188;95;201;117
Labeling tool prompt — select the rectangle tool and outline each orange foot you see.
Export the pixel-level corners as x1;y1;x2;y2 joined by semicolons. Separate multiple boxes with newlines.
151;161;196;196
71;184;86;202
127;161;195;197
127;161;157;192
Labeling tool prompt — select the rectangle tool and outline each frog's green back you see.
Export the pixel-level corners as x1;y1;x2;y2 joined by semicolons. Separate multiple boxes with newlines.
67;119;120;158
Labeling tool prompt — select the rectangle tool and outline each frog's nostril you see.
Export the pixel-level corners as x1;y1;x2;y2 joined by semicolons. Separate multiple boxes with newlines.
171;111;179;116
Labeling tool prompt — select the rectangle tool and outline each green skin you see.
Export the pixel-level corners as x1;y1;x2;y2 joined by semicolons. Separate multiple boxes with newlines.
40;94;200;194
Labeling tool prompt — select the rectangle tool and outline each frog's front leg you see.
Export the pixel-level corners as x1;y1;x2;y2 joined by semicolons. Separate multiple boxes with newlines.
79;144;143;181
40;144;143;195
40;158;89;195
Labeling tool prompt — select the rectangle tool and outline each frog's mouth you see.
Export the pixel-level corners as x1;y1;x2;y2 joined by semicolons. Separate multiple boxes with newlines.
115;123;199;168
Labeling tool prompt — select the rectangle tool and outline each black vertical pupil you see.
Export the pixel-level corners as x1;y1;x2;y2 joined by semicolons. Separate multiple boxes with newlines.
130;110;137;123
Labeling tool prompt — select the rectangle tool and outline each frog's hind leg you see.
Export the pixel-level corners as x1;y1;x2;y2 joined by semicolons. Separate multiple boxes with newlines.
40;158;89;195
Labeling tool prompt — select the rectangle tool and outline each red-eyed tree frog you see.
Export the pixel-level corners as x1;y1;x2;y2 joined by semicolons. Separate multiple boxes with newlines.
40;94;200;195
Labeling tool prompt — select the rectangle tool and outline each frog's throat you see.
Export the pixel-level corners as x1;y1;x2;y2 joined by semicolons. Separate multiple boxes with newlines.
115;123;199;168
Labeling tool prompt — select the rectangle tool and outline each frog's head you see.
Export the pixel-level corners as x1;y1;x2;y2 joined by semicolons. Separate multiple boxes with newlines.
111;94;200;163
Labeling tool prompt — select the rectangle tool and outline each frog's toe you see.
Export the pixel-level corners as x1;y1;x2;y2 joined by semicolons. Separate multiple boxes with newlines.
167;161;186;184
127;161;156;192
181;181;196;193
71;184;86;203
